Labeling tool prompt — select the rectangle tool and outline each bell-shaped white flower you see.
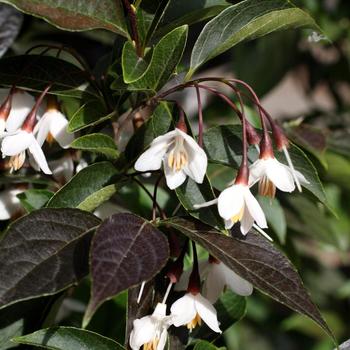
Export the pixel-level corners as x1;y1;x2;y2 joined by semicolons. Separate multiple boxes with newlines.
1;130;51;174
129;303;172;350
134;128;207;189
203;260;253;303
4;90;35;132
249;156;309;197
34;109;74;148
170;292;221;333
218;183;267;234
0;188;23;220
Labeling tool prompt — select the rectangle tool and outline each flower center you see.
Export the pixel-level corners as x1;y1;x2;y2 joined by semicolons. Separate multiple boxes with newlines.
9;151;26;172
187;312;202;331
46;132;55;144
231;206;244;224
143;337;159;350
259;176;276;198
167;136;188;172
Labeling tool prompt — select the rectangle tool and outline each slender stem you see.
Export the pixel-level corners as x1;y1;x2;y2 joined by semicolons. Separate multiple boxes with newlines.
162;281;173;304
152;174;163;220
194;84;203;147
122;0;142;56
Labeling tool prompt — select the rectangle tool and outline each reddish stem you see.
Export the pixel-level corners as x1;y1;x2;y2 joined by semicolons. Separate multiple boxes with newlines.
194;84;203;147
187;241;201;295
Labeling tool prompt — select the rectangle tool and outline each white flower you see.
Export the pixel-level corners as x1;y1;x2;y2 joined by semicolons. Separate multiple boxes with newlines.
170;293;221;333
1;130;51;174
249;156;309;197
129;303;172;350
134;128;207;190
218;183;267;234
49;155;74;184
4;90;35;132
203;260;253;303
34;110;74;148
0;188;23;220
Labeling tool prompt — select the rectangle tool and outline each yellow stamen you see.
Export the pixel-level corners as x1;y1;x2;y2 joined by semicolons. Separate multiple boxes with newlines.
167;148;188;172
187;313;202;332
259;176;276;198
231;206;244;224
143;337;159;350
46;132;55;144
9;152;25;172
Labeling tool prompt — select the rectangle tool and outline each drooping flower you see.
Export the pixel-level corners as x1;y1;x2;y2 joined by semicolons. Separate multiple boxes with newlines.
170;292;221;333
49;155;75;184
203;258;253;303
217;183;267;234
0;188;24;220
249;156;309;198
129;303;172;350
134;128;207;189
33;97;74;148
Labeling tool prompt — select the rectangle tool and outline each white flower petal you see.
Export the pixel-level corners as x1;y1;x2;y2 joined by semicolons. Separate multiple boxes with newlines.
163;160;187;189
1;131;33;156
183;143;207;184
194;294;221;333
129;316;156;350
240;206;254;235
157;328;168;350
49;156;74;183
5;91;35;132
0;119;5;133
217;185;244;220
203;263;226;303
294;168;310;185
34;113;51;146
224;219;234;229
0;189;22;220
49;111;74;148
266;159;295;192
170;294;197;327
134;141;169;172
248;159;265;187
221;263;253;296
243;188;267;228
28;139;52;174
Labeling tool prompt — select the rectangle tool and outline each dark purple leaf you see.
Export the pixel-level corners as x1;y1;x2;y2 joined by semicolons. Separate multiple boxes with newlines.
162;217;334;341
84;213;169;327
0;208;100;309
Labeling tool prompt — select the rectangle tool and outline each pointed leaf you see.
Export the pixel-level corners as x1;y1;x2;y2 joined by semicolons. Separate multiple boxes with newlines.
17;189;53;212
0;0;128;36
13;326;125;350
127;25;188;92
162;217;334;340
70;133;119;160
84;213;169;326
0;208;100;309
187;0;319;77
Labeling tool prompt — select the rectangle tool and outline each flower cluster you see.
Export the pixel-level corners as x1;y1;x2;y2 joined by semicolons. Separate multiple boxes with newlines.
0;88;74;175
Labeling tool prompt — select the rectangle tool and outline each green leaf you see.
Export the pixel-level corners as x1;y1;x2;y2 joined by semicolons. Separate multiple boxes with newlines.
193;341;220;350
126;25;188;92
0;0;128;36
0;55;95;98
17;189;53;212
67;99;114;132
84;213;169;327
162;217;334;341
257;196;286;244
70;133;119;160
203;125;327;204
0;208;100;309
47;162;123;211
187;0;319;78
13;326;125;350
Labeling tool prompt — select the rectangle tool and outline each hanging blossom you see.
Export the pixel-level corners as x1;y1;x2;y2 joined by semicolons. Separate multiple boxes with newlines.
129;303;173;350
1;87;52;174
0;188;24;220
134;121;207;190
203;257;253;303
249;134;309;197
33;96;74;148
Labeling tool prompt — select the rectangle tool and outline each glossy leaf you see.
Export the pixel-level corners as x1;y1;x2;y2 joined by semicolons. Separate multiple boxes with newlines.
193;341;220;350
0;0;128;36
0;55;93;98
0;208;100;309
0;3;22;57
203;125;327;203
13;326;125;350
17;189;53;212
70;133;119;160
84;213;169;326
187;0;319;77
126;25;188;92
47;162;120;210
162;217;334;340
